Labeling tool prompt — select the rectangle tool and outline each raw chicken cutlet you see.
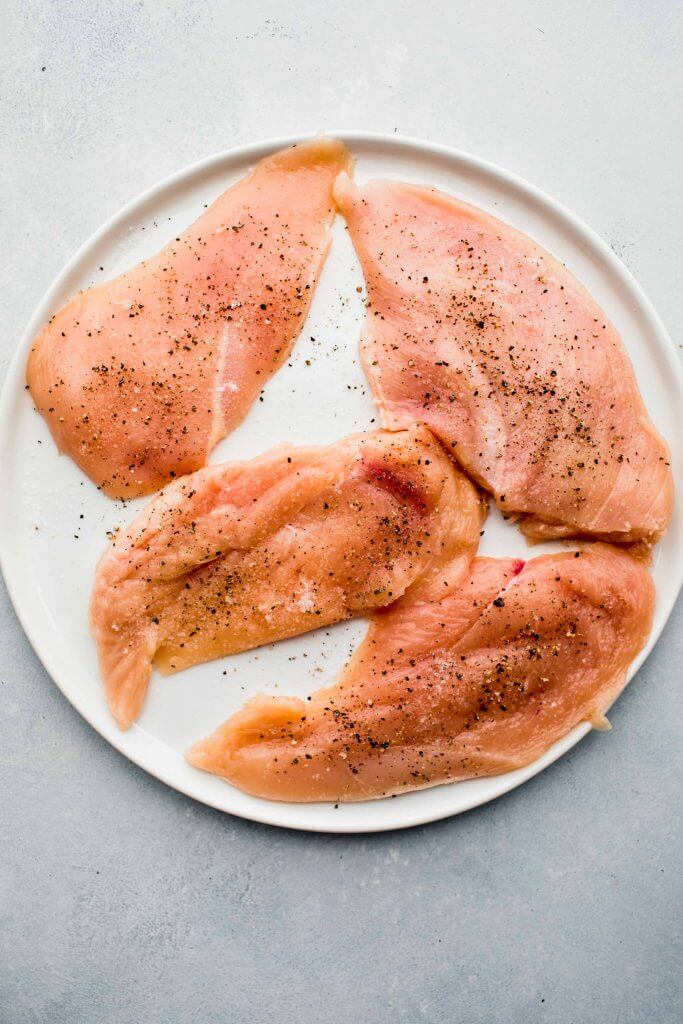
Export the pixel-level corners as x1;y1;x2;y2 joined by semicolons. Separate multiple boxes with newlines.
28;138;351;497
335;174;673;545
91;426;484;728
188;545;653;802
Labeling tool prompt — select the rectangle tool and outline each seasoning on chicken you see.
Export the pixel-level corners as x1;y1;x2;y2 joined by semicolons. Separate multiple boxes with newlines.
28;138;352;497
188;545;653;801
91;426;483;728
334;173;673;545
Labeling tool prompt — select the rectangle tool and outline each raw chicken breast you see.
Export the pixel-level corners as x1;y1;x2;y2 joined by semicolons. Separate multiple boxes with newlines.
91;426;483;728
27;138;351;497
188;545;653;802
334;174;673;545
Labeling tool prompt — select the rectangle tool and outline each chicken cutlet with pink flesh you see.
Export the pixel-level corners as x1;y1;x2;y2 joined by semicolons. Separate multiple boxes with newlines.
188;545;653;801
91;426;483;728
334;174;673;545
27;138;352;497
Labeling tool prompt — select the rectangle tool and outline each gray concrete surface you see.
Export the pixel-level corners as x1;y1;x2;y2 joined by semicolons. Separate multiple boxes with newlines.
1;2;681;1022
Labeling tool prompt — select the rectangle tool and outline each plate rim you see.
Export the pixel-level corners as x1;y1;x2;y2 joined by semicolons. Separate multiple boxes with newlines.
1;129;681;833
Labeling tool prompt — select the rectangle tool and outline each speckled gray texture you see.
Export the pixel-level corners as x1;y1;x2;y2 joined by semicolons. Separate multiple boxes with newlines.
1;2;681;1022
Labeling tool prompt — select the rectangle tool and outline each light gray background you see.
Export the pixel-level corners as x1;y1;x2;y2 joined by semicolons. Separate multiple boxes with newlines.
1;2;681;1022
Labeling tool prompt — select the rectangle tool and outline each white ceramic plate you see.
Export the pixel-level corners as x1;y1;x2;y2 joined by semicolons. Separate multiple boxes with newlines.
1;132;681;833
